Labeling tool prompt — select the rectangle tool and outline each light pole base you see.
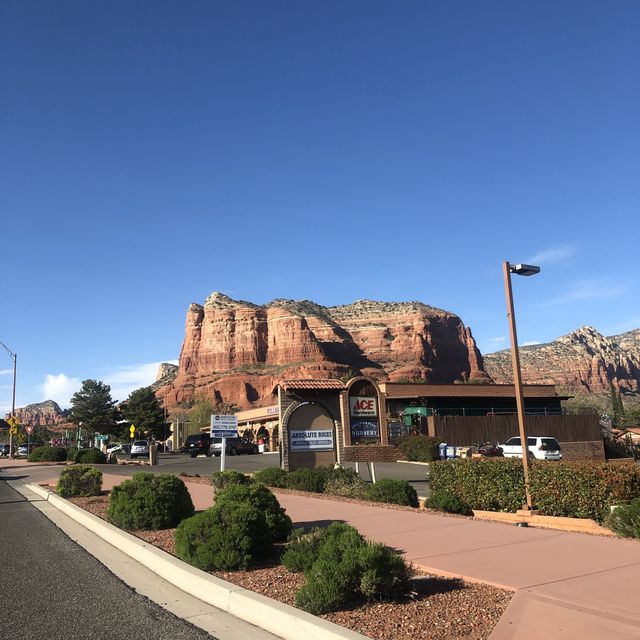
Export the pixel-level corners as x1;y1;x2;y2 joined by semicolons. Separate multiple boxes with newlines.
516;508;540;517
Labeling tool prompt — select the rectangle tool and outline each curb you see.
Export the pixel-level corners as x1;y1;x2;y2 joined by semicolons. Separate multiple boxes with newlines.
22;483;368;640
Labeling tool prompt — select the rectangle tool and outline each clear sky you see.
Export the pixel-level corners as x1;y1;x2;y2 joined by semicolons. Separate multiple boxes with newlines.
1;1;639;413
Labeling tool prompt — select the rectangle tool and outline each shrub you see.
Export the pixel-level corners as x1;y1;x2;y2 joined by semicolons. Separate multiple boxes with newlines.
426;490;473;516
210;470;253;496
66;446;78;461
282;528;325;573
607;498;640;538
286;468;326;493
56;465;103;498
292;522;412;615
107;473;195;530
430;459;640;523
75;448;107;464
253;466;289;488
175;501;272;571
214;483;292;542
324;470;368;499
28;446;67;462
397;435;442;462
366;478;419;508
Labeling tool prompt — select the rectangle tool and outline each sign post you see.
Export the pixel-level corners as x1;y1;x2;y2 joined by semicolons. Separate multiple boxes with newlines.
210;414;238;472
129;424;136;447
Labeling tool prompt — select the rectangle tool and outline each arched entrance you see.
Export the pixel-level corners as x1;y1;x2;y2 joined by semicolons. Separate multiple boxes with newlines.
287;402;336;471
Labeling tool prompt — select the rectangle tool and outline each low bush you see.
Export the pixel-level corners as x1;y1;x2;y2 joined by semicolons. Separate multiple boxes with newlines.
56;465;103;498
324;469;368;499
175;501;272;571
75;448;107;465
397;435;442;462
214;483;292;542
108;473;195;530
281;528;325;573
430;459;640;523
253;467;289;488
286;468;326;493
210;470;253;495
366;478;419;508
292;522;412;615
66;446;78;461
28;446;67;462
607;498;640;538
426;490;473;516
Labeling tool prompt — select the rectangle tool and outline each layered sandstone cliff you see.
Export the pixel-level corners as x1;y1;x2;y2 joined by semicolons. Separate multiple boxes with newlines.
157;293;488;409
6;400;69;426
483;326;640;397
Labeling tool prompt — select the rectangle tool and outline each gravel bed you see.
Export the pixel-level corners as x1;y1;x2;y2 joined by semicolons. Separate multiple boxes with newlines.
66;491;512;640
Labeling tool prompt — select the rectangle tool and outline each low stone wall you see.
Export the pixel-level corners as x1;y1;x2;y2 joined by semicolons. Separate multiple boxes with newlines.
559;440;605;461
342;445;400;462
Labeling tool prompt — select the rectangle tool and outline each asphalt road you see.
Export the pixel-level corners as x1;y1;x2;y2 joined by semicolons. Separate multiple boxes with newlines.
0;477;217;640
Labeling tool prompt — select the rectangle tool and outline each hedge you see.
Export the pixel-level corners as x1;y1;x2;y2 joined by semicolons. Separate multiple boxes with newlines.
56;465;103;498
397;435;442;462
75;448;107;464
28;446;67;462
430;459;640;523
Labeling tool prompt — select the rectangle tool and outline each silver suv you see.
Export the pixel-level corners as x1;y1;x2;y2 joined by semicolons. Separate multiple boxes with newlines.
130;440;149;459
500;436;562;461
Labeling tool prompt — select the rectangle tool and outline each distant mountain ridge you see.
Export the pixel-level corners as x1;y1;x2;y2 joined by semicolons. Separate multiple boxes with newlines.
483;326;640;398
4;400;70;426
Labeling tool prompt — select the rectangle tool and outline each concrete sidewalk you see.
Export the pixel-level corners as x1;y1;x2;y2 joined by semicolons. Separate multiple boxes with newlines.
5;463;640;639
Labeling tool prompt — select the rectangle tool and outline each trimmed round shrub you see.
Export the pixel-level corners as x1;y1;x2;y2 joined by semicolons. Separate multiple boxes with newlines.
357;542;414;601
56;465;103;498
426;490;473;516
282;528;325;573
366;478;419;508
608;498;640;538
75;448;107;464
397;435;442;462
323;467;368;499
253;466;289;488
28;446;67;462
210;470;253;496
107;473;195;530
175;501;272;571
66;446;78;461
215;483;292;542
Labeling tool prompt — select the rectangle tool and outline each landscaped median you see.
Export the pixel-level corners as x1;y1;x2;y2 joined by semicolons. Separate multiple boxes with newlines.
24;466;513;640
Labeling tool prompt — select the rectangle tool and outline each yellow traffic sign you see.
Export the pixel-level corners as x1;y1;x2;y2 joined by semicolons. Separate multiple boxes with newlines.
129;424;136;436
7;416;18;428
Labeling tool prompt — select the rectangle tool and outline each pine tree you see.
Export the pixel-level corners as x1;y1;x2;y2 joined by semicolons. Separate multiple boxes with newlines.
69;379;119;435
121;387;166;440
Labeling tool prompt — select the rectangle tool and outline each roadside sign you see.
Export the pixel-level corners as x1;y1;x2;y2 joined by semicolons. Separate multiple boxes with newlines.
7;416;18;428
25;426;33;435
129;424;136;437
210;414;238;438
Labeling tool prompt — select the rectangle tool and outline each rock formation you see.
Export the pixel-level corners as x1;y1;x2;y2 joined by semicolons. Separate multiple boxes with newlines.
157;293;489;410
5;400;69;426
484;326;640;397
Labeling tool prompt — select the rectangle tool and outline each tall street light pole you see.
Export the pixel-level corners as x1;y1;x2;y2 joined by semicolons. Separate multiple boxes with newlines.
0;340;17;458
502;261;540;511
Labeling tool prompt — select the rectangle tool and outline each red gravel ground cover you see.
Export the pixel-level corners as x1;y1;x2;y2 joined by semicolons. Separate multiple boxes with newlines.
66;491;512;640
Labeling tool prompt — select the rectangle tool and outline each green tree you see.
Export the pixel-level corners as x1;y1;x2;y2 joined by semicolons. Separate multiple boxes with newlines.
188;394;214;431
121;387;166;440
69;379;119;435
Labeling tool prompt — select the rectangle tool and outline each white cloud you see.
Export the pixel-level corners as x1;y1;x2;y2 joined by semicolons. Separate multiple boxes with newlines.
479;336;506;352
41;373;82;408
0;369;12;376
527;243;577;266
541;279;627;307
103;360;178;404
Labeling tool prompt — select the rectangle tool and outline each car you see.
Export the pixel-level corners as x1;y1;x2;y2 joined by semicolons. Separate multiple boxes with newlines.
130;440;149;459
17;442;43;456
500;436;563;461
209;436;260;457
106;443;122;455
0;444;10;456
120;444;131;454
181;434;213;458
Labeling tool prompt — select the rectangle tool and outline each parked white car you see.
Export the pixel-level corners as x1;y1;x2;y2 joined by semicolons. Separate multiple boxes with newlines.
500;436;563;461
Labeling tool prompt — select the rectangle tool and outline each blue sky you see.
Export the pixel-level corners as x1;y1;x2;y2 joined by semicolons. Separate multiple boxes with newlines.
1;1;639;412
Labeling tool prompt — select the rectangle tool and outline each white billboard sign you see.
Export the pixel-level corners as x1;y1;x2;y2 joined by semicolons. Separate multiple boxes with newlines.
349;396;378;417
290;429;334;451
210;414;238;438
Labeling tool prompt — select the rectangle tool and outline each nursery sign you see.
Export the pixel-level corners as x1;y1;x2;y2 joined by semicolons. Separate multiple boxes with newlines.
290;429;334;451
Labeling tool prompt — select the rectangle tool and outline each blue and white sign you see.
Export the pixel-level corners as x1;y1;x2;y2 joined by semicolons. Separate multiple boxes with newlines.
350;419;379;439
290;429;334;451
210;414;238;438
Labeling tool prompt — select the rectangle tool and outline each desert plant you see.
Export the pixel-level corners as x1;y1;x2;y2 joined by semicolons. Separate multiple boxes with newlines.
281;528;325;573
56;465;103;498
28;446;67;462
107;472;194;530
253;466;289;488
426;490;473;516
214;483;292;542
397;435;442;462
75;448;107;464
175;501;272;571
323;467;368;499
366;478;419;508
210;470;253;496
607;498;640;538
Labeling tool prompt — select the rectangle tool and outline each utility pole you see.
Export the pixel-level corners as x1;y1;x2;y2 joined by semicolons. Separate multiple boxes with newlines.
0;341;17;458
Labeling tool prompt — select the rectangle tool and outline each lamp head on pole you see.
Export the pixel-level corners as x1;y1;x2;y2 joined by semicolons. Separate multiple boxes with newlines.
509;263;540;277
